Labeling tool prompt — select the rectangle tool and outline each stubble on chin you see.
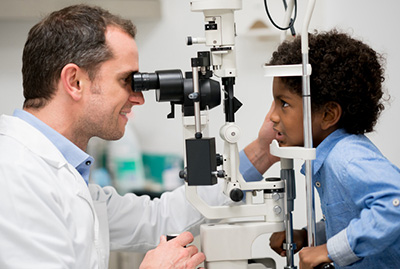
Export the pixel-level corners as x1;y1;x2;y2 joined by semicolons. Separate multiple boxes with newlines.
79;115;126;142
99;124;125;141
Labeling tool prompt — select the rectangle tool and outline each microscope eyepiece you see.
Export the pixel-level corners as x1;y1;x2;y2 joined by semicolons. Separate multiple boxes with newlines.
132;70;185;103
132;72;160;92
131;69;221;117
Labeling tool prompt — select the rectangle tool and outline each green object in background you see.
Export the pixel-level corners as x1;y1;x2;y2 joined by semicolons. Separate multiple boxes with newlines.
111;157;145;194
142;153;183;188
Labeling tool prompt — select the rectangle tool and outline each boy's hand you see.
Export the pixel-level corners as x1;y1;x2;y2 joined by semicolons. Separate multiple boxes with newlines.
298;244;332;269
269;229;308;256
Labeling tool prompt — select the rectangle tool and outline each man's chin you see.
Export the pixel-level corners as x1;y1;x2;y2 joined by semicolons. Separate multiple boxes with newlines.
99;131;125;141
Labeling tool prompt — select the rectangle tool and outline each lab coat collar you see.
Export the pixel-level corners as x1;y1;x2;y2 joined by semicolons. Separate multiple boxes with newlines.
0;114;67;169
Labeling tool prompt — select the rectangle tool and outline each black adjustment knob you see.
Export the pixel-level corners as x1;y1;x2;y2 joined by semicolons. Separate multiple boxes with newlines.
179;169;187;180
315;263;335;269
166;234;177;241
265;177;281;182
216;170;225;178
166;234;186;248
216;154;223;166
230;188;244;202
195;132;202;139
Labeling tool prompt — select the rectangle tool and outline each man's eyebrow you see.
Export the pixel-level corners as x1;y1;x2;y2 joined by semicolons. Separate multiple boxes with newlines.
120;70;135;78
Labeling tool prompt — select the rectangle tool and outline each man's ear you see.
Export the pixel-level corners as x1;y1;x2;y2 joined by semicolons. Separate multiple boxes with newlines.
321;101;342;130
60;63;87;101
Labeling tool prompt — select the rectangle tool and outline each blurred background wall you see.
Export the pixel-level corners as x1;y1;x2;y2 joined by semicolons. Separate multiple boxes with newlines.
1;0;399;268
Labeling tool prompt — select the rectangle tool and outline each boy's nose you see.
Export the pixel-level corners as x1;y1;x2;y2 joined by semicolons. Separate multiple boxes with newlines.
269;105;279;124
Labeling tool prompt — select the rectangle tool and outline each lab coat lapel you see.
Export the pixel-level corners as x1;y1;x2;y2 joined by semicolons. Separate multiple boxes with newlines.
67;163;108;269
0;115;65;168
0;114;108;269
93;200;110;267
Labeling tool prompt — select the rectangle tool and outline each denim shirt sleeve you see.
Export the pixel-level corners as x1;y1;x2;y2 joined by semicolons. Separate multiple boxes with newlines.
325;154;400;266
239;150;263;182
342;157;400;258
327;229;361;266
310;131;400;267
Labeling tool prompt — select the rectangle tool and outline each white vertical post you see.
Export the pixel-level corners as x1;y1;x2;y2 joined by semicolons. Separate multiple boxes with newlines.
301;0;317;248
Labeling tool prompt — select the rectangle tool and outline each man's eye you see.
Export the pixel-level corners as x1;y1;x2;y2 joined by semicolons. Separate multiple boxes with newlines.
124;76;132;84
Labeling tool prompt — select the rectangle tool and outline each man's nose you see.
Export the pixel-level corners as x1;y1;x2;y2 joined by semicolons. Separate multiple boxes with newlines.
129;91;145;106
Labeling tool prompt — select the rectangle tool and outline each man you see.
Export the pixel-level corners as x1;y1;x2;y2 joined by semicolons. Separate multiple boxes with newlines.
0;5;232;268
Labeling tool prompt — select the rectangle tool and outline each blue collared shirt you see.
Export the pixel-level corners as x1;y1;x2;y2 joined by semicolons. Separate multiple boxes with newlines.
240;129;400;268
13;109;93;184
301;129;400;268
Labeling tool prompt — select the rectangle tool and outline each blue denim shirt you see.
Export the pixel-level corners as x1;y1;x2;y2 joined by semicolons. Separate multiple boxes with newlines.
240;129;400;268
302;129;400;268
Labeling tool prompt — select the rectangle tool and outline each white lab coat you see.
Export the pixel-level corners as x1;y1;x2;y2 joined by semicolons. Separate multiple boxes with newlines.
0;115;228;269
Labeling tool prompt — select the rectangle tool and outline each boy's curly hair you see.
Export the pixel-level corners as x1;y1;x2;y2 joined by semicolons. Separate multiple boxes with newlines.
269;29;386;134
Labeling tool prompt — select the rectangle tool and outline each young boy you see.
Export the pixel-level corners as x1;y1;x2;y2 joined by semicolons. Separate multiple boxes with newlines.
262;30;400;268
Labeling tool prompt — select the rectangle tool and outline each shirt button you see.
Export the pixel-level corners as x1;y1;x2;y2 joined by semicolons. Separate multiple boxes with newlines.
315;181;321;187
85;161;92;166
393;199;400;207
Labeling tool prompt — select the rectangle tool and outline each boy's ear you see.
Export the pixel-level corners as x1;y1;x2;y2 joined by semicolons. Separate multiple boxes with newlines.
321;101;342;130
60;63;87;101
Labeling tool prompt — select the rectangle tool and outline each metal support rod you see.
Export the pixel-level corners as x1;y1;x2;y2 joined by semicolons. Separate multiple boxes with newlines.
222;77;236;123
301;0;317;248
284;213;296;269
302;53;315;247
191;64;202;136
281;158;297;269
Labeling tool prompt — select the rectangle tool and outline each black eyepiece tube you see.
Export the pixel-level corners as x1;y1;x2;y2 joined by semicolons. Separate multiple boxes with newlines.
132;70;185;103
132;72;160;92
131;69;221;116
155;70;184;102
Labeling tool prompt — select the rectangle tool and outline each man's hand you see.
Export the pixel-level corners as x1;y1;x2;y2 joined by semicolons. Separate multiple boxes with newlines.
299;244;332;269
243;102;280;174
140;231;205;269
269;229;308;257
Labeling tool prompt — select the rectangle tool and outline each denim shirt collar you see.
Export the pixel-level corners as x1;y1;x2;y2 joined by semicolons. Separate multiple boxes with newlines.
301;128;348;176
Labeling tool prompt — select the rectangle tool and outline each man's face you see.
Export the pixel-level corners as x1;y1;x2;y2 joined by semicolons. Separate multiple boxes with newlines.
81;26;144;141
270;77;304;146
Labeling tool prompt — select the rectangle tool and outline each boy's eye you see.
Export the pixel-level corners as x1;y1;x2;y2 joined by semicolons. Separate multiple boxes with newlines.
281;100;289;108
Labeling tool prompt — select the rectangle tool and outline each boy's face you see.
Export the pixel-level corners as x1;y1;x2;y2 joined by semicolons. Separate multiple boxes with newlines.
270;77;339;148
270;77;304;146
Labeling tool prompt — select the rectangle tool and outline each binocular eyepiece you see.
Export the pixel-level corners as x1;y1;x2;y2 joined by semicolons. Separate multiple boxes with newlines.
131;69;221;116
132;70;185;103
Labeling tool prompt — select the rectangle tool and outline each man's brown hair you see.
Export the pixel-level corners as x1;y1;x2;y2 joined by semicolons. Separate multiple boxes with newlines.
22;4;136;109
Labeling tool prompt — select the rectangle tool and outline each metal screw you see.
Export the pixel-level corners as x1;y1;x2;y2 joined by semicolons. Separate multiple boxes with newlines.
273;205;282;215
